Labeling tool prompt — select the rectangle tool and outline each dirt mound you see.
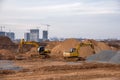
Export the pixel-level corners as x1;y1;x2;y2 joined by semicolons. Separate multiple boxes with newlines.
51;39;115;60
51;39;80;60
46;41;61;50
0;36;17;52
79;46;94;58
103;40;120;50
0;36;14;45
26;47;38;56
83;39;113;53
0;49;15;60
15;47;39;60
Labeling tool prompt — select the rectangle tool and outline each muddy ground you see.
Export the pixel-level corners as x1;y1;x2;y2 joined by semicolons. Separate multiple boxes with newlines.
0;58;120;80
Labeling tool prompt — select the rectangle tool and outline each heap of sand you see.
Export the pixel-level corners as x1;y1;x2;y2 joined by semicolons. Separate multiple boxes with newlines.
51;39;115;60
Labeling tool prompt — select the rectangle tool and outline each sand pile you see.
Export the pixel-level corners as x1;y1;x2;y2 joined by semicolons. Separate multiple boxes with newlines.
51;39;80;59
51;39;115;60
15;47;39;60
83;39;113;53
46;41;61;50
78;46;94;58
51;39;95;59
26;47;38;56
0;36;17;52
25;47;40;58
19;44;33;53
0;49;15;60
103;40;120;50
0;36;14;45
80;39;117;58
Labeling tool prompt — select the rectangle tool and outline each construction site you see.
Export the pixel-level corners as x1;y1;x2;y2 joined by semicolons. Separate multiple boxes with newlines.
0;0;120;79
0;36;120;80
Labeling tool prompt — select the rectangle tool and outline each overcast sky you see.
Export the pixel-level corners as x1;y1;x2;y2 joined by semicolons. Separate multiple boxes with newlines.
0;0;120;39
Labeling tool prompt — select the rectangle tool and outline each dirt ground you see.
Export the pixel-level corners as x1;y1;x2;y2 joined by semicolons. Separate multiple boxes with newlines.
0;37;120;80
0;58;120;80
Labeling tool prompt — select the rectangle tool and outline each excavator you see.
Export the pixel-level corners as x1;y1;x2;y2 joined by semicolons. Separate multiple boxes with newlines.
18;39;50;58
63;41;94;61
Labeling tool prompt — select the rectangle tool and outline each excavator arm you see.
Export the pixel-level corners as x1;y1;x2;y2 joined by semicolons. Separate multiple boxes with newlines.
18;39;39;52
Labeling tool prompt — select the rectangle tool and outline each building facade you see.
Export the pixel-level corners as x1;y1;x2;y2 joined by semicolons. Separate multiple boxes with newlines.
42;30;48;41
30;29;39;42
24;32;30;41
0;31;6;36
6;32;15;41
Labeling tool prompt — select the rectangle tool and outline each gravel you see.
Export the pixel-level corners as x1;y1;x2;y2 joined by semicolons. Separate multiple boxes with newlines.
109;51;120;64
86;50;117;62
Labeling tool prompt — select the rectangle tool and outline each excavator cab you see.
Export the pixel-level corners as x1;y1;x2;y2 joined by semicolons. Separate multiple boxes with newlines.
38;46;45;55
38;46;51;58
70;48;76;53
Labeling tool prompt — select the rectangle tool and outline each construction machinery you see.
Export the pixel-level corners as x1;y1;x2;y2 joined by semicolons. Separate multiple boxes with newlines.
18;39;50;58
63;41;94;61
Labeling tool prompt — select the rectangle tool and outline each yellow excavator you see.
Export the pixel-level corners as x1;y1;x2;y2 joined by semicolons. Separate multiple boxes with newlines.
18;39;50;58
63;41;94;61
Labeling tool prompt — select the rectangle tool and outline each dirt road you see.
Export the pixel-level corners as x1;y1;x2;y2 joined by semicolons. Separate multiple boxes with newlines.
0;59;120;80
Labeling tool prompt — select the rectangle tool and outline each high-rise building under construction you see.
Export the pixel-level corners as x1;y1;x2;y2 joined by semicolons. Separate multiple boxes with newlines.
24;32;30;41
43;30;48;41
6;32;15;41
30;29;39;42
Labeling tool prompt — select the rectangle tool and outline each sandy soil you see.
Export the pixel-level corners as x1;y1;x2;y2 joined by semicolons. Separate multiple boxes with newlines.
0;37;120;80
0;58;120;80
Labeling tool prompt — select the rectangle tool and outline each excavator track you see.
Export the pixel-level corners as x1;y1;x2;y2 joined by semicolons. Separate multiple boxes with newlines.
64;57;85;61
40;54;50;59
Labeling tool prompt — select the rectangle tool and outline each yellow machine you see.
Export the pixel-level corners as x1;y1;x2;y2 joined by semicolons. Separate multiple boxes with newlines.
18;39;39;52
18;39;50;58
63;42;94;60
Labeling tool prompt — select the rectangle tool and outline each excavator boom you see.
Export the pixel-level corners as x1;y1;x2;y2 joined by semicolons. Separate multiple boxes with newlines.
18;39;39;52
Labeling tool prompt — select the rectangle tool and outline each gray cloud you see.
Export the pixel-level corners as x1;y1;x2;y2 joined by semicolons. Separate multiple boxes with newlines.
0;0;120;39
